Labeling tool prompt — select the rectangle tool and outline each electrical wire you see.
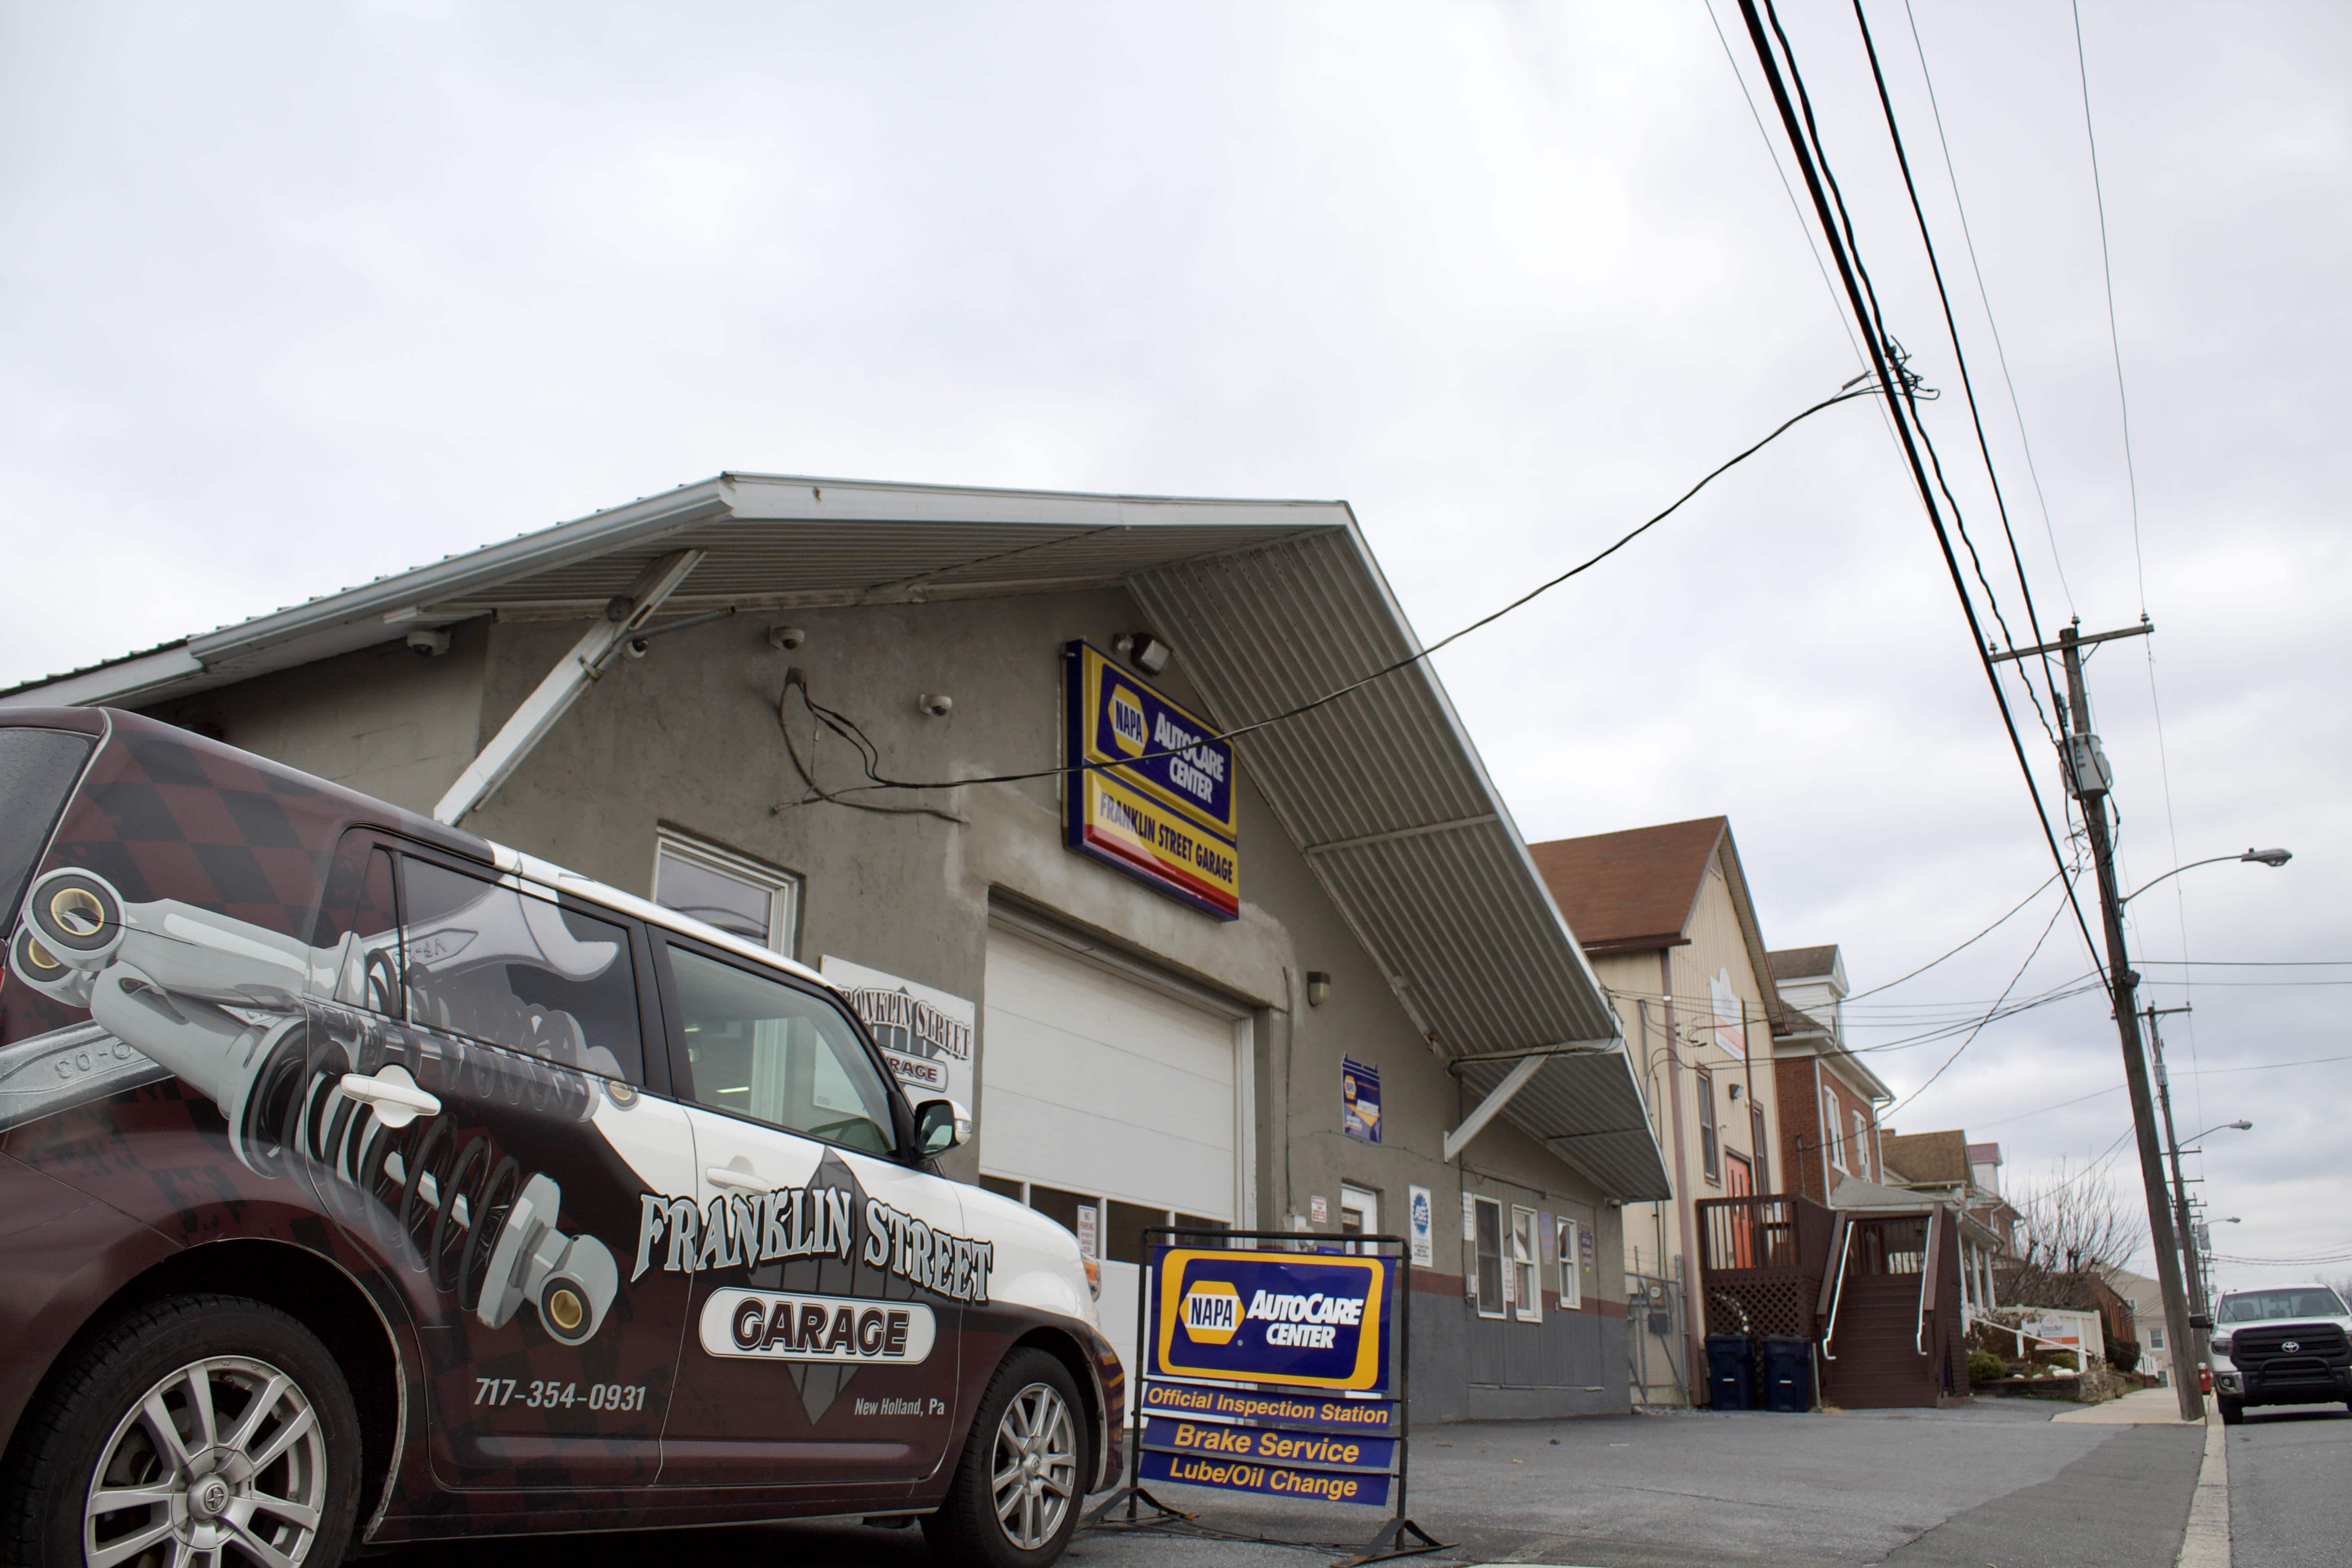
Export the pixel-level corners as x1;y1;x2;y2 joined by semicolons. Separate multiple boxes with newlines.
774;670;966;826
1897;0;2075;615
1850;0;2067;749
1733;0;2109;993
1845;863;2072;1000
1966;1052;2352;1133
808;384;1882;799
2071;0;2149;614
1881;860;2080;1116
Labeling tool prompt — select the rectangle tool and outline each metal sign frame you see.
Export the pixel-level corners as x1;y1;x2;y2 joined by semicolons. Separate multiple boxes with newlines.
1084;1227;1445;1566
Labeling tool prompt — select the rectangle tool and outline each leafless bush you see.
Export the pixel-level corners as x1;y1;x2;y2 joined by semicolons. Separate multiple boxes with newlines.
2005;1160;2146;1306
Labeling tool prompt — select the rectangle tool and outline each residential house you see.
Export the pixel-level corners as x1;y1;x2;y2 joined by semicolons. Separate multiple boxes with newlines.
2102;1267;2174;1384
1767;944;1893;1200
1530;816;1784;1405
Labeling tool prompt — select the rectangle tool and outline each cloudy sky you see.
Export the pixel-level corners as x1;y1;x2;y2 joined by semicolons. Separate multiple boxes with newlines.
5;1;2345;1292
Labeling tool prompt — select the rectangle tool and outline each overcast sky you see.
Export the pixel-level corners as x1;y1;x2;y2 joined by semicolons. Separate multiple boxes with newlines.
5;1;2345;1294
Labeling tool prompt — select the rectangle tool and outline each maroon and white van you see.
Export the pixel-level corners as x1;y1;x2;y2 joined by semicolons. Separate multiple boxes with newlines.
0;708;1120;1568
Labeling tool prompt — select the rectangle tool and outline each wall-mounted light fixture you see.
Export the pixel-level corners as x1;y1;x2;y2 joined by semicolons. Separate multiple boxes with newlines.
1306;971;1332;1008
1114;632;1173;675
1728;1082;1743;1102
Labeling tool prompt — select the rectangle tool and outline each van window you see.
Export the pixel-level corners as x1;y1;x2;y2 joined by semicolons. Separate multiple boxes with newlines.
0;728;94;932
398;856;644;1083
668;944;896;1156
312;838;402;1018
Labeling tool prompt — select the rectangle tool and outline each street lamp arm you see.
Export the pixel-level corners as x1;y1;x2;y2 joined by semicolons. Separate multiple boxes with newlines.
2122;850;2291;905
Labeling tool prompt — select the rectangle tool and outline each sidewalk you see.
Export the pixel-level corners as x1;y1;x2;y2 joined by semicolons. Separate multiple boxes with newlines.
2053;1384;2211;1425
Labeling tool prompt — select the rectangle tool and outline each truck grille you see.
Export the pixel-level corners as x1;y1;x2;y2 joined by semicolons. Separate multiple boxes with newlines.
2232;1323;2350;1385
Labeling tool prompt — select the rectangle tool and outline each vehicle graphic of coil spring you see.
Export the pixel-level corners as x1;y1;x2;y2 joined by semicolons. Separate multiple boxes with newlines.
11;867;620;1347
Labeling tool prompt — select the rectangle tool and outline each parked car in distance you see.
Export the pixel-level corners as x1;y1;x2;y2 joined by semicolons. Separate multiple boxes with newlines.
0;708;1119;1567
2208;1283;2352;1425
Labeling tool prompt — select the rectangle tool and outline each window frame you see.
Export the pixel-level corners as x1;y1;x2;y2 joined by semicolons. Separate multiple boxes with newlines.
1695;1067;1719;1184
1823;1085;1847;1171
651;829;801;956
385;840;662;1091
1557;1216;1583;1312
1471;1195;1507;1319
651;927;913;1161
1510;1205;1543;1323
1851;1108;1872;1179
1338;1182;1379;1256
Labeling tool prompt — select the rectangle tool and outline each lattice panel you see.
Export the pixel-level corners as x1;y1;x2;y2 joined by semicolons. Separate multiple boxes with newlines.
1703;1278;1815;1339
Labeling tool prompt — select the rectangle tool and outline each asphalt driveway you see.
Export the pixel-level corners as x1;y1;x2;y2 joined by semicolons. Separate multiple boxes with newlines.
377;1398;2211;1568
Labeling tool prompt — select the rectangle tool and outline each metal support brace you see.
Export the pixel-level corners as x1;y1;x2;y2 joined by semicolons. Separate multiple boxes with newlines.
1442;1053;1546;1162
434;549;706;826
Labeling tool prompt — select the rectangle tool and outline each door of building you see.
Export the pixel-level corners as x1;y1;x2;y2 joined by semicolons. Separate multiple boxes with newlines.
976;922;1246;1400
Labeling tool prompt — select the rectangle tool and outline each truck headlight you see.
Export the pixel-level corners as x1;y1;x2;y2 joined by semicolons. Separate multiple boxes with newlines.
2209;1333;2232;1358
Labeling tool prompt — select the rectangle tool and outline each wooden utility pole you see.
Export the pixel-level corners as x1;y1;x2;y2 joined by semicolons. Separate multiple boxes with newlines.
2146;1003;2211;1379
1991;619;2202;1420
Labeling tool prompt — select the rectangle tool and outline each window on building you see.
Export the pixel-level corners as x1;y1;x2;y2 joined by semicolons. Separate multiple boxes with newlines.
1510;1206;1543;1323
668;943;894;1154
653;832;799;953
2149;1326;2165;1349
399;857;645;1083
1472;1196;1505;1318
1750;1105;1771;1190
1823;1086;1846;1171
1851;1109;1872;1180
1556;1216;1583;1312
1696;1068;1719;1183
1339;1184;1379;1255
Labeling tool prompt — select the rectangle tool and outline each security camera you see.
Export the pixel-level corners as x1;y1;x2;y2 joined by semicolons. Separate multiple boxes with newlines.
918;693;954;718
622;637;650;661
768;625;807;651
406;628;451;658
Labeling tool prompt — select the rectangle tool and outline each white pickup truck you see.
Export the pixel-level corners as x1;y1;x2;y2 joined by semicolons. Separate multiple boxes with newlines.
2208;1283;2352;1425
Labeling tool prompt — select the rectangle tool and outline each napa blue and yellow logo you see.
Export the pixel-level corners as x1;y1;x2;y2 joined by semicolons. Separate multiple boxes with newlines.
1107;684;1149;756
1152;1248;1394;1393
1064;642;1241;920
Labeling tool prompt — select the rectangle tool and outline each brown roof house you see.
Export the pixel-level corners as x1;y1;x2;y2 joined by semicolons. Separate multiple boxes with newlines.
1531;816;1786;1406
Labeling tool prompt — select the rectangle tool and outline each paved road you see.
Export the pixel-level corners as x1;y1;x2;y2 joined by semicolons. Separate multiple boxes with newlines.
376;1399;2213;1568
2227;1400;2352;1568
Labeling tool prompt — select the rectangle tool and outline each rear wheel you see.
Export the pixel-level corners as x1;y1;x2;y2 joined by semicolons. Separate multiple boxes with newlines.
923;1348;1087;1568
0;1293;363;1568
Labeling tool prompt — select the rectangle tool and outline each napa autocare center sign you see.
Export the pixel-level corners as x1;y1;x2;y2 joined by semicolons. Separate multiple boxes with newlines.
1136;1246;1401;1506
1063;641;1240;920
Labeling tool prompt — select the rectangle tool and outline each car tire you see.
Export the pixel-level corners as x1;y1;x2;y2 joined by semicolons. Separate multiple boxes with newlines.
0;1292;364;1568
923;1348;1089;1568
2218;1396;2244;1426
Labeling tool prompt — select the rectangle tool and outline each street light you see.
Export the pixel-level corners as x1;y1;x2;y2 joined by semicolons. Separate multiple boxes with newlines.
2122;849;2291;905
2180;1119;2254;1149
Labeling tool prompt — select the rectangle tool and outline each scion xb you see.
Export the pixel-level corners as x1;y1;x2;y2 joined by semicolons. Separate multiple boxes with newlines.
0;708;1120;1567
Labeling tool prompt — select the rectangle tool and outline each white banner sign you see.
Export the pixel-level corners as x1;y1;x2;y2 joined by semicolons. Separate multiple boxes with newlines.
822;956;976;1110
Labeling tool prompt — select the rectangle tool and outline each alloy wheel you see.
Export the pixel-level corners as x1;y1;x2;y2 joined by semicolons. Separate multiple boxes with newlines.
83;1354;328;1568
989;1379;1077;1551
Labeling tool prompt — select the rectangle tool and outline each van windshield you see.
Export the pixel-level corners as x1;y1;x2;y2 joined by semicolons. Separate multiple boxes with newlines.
0;727;96;933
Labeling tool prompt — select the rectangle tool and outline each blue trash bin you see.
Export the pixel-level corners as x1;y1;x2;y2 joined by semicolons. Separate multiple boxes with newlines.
1759;1334;1814;1412
1705;1333;1756;1411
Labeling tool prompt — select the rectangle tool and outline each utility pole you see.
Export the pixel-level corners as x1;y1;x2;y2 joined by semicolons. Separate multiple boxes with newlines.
2145;1002;2210;1385
1989;618;2202;1420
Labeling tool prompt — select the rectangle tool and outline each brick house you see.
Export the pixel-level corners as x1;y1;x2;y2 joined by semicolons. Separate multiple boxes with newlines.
1767;944;1891;1201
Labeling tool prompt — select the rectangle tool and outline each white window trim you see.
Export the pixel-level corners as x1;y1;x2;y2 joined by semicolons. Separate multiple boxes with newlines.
1510;1205;1543;1323
1851;1109;1871;1180
1472;1196;1507;1320
1557;1216;1583;1312
1823;1086;1847;1171
652;829;801;953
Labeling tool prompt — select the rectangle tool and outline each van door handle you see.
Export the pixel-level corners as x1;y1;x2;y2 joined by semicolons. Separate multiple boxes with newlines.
706;1166;769;1191
340;1065;441;1128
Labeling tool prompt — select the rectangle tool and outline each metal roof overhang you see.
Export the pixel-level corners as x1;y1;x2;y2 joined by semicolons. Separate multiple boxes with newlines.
1;473;1671;1200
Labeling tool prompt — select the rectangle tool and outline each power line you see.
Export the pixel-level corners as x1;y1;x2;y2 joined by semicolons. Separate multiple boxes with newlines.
1966;1051;2352;1133
1896;0;2075;614
1881;861;2079;1116
1846;863;2072;999
2070;0;2150;613
1732;0;2109;991
812;384;1881;799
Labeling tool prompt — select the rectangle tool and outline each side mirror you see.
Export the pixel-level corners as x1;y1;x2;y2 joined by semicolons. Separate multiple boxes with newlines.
913;1098;972;1157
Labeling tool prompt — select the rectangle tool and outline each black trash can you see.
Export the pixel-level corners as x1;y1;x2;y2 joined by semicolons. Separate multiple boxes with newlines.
1759;1334;1814;1412
1705;1333;1756;1411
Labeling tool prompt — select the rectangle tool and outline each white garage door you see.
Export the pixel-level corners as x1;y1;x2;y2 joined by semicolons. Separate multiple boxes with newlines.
978;923;1247;1392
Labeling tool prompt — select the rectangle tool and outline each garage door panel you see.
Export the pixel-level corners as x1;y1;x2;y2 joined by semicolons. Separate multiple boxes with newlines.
983;1013;1237;1133
984;938;1236;1083
982;1085;1234;1218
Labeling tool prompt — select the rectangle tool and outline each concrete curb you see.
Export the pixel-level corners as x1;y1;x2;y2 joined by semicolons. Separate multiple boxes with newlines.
2175;1415;2229;1568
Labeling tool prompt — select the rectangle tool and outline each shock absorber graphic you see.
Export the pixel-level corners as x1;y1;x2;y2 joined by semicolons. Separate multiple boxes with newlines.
12;866;621;1347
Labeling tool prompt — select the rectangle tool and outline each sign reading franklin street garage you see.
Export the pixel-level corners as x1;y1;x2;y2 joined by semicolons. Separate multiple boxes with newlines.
1064;641;1240;919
